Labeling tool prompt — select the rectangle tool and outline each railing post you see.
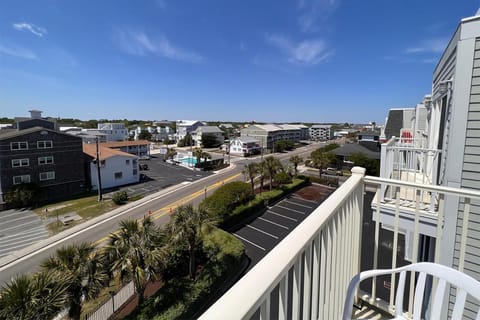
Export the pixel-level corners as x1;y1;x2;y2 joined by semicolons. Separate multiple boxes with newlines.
351;167;366;306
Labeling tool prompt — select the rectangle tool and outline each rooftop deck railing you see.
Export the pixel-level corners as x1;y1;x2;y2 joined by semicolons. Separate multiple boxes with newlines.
201;167;480;320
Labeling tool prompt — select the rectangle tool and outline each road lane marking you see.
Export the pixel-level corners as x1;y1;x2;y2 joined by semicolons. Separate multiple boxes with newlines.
267;210;298;222
233;233;265;251
94;172;242;245
276;205;306;215
283;200;314;209
246;224;279;239
258;217;289;229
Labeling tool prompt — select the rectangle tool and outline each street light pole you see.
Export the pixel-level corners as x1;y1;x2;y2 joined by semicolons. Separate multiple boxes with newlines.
95;136;103;202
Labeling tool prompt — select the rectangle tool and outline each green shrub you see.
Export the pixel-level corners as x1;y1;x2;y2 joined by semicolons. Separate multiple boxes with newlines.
275;172;292;185
5;183;40;208
200;181;252;220
112;191;128;204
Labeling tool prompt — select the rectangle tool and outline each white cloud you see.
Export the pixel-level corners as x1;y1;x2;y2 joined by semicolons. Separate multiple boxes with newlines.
266;34;333;65
405;38;448;54
113;28;202;63
0;44;37;60
297;0;340;32
12;22;47;37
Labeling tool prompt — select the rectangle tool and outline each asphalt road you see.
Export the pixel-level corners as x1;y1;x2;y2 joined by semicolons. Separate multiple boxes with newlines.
0;142;325;285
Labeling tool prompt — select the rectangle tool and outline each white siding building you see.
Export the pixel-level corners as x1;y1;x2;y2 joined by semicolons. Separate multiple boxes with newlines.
309;125;333;141
83;144;139;190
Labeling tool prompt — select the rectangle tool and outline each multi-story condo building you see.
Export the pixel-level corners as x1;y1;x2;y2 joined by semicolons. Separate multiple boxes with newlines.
83;122;127;142
0;125;86;209
100;140;150;158
175;120;204;141
309;124;333;141
191;126;225;147
241;124;306;151
201;11;480;320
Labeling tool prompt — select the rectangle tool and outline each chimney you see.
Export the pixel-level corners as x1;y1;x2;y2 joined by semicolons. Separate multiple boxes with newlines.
29;109;43;119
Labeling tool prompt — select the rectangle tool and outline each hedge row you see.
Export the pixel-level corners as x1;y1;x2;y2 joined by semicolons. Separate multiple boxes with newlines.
220;177;310;230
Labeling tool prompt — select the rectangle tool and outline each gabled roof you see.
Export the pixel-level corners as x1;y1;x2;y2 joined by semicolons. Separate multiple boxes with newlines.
100;140;149;148
331;143;380;159
0;126;78;141
193;126;223;134
83;143;137;160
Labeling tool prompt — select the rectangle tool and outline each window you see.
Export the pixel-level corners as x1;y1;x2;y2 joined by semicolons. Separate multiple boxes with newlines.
126;159;130;165
39;171;55;181
38;156;54;165
12;159;29;167
114;172;123;179
13;175;30;184
133;169;138;175
133;159;138;166
37;140;53;149
11;142;28;150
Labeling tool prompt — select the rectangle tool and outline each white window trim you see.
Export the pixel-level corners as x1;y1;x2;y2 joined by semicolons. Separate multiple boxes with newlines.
10;142;28;150
39;171;55;181
13;175;30;185
12;158;30;167
37;140;53;149
38;156;54;165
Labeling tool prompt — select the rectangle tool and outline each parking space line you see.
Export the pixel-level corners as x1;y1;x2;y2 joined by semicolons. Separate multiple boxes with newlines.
276;205;305;215
233;233;266;251
268;210;298;222
246;225;279;239
283;200;314;209
258;217;289;230
291;195;318;203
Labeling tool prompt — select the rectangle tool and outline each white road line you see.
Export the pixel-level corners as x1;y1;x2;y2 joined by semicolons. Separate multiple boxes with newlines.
0;211;32;219
0;236;48;254
291;195;318;203
284;200;314;209
0;220;43;233
233;233;266;251
267;210;298;222
276;205;305;215
0;226;47;240
0;232;48;245
246;225;279;239
258;217;289;229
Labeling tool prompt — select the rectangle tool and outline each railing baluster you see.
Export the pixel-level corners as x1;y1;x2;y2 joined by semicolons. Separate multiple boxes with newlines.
372;187;381;303
260;294;271;320
310;234;320;320
279;273;289;320
324;221;333;319
408;189;421;317
459;197;471;272
292;256;302;319
302;243;312;320
390;186;400;311
319;230;327;318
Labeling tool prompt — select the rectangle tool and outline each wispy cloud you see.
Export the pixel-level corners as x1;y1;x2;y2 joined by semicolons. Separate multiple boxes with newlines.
297;0;340;32
265;34;333;65
12;22;47;37
0;44;37;60
405;37;448;54
113;28;202;63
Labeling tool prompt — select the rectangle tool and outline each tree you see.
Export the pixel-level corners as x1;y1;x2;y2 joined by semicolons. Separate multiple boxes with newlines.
168;205;210;280
263;156;282;191
138;129;152;141
201;133;220;148
243;162;259;195
178;133;193;147
105;217;164;306
5;183;40;208
41;243;108;320
349;152;380;176
200;181;252;219
311;150;336;178
289;155;303;177
0;272;68;320
275;172;292;186
166;147;177;160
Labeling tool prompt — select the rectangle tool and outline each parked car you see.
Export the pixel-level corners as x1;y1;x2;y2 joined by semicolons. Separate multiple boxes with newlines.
322;167;343;176
139;163;149;170
139;155;150;160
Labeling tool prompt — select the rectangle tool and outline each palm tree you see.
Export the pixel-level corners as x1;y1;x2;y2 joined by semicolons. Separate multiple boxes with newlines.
168;204;210;280
311;150;336;178
193;147;211;164
41;242;108;320
0;272;68;320
243;162;259;195
105;217;164;306
166;147;177;160
264;156;282;191
289;155;303;177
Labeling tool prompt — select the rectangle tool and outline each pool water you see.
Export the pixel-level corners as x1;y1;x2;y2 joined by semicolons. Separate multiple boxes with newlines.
178;157;197;165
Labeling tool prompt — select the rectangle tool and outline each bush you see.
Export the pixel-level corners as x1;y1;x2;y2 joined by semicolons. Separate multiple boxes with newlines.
112;191;128;204
5;183;40;208
200;181;252;220
275;172;292;186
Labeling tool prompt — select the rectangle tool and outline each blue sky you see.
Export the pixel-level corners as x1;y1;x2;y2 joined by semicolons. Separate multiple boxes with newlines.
0;1;478;123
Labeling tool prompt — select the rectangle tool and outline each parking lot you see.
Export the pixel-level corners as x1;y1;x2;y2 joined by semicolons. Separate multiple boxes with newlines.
113;155;213;197
232;185;334;269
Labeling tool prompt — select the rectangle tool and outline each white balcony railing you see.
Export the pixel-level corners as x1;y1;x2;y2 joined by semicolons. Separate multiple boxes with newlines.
201;167;480;320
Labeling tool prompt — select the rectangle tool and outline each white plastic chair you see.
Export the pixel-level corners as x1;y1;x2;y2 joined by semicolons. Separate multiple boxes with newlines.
342;262;480;320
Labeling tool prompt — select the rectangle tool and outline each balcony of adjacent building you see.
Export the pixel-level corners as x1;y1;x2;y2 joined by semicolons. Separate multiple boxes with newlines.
200;167;480;320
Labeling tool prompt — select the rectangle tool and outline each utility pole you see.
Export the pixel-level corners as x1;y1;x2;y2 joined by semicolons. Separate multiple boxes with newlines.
96;136;103;202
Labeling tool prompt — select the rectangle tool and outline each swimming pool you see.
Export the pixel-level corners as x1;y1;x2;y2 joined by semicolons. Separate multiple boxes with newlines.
178;157;197;165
